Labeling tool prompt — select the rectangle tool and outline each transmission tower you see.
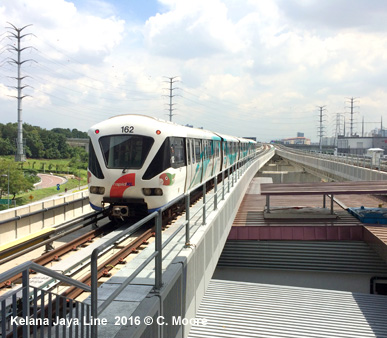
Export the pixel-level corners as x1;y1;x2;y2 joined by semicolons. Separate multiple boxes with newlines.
345;97;359;136
333;113;344;146
6;23;35;162
163;76;179;122
317;106;326;152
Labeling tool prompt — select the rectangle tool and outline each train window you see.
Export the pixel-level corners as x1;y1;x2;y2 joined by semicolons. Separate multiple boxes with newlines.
170;137;186;168
215;141;220;157
88;140;104;179
203;140;208;160
194;139;201;163
186;139;191;165
190;139;195;164
100;135;154;169
143;138;171;179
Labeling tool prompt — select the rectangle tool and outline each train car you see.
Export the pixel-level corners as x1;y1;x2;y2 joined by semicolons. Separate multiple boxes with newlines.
88;115;256;218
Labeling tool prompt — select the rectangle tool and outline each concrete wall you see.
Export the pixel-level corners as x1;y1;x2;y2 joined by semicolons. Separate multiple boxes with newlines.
276;148;387;181
115;149;275;338
0;190;91;243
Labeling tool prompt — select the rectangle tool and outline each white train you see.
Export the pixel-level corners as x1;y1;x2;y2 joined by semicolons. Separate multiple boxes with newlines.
88;115;257;218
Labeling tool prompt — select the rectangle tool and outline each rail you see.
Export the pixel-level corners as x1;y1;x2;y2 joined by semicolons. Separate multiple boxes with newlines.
90;151;261;337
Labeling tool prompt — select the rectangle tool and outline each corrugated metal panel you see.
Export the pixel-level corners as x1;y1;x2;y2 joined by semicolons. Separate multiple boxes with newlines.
228;225;364;241
188;279;387;338
217;241;387;274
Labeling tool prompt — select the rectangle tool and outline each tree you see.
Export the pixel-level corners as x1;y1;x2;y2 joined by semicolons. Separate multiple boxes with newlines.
26;129;45;158
0;160;34;199
0;138;14;155
0;122;87;159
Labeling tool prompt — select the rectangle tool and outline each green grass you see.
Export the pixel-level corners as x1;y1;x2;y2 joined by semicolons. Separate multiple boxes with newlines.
16;175;88;206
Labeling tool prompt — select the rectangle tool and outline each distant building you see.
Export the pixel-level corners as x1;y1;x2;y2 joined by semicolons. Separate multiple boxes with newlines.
337;136;387;154
283;136;311;145
321;137;336;146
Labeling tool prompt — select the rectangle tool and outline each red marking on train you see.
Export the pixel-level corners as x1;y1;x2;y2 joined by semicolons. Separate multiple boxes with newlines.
110;173;136;198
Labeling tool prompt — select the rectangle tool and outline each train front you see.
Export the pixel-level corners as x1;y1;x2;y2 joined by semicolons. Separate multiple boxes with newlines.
87;115;165;218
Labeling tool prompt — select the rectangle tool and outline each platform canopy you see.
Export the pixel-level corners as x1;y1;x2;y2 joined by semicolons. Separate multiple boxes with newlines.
260;180;387;214
260;180;387;196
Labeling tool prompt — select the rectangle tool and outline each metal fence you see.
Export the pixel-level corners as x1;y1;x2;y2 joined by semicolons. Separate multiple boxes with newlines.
0;261;91;338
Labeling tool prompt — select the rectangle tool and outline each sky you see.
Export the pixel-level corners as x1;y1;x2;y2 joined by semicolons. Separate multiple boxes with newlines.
1;0;387;142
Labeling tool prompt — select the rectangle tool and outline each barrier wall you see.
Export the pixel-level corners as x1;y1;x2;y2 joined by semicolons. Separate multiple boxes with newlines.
0;190;91;243
276;148;387;181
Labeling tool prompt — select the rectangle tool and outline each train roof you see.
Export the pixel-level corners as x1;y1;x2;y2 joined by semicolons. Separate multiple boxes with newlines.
90;114;255;143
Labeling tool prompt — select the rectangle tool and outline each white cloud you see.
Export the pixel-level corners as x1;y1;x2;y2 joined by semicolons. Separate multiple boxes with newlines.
1;0;387;141
144;0;245;59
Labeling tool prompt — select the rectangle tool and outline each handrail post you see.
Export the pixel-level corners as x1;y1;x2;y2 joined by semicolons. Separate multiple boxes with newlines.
22;269;30;338
91;251;99;338
214;175;218;210
202;184;206;225
227;168;230;193
155;210;163;290
185;194;190;246
222;170;225;200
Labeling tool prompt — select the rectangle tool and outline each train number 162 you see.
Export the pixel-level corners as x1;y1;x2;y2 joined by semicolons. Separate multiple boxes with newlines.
121;126;134;133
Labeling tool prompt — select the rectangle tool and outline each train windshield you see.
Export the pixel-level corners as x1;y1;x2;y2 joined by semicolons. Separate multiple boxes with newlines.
99;135;154;169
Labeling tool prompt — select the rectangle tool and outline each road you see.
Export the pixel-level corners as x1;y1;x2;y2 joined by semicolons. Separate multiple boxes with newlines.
35;174;67;189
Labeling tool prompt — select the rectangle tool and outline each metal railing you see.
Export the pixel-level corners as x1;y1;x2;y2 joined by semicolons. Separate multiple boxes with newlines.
90;152;260;337
0;261;91;338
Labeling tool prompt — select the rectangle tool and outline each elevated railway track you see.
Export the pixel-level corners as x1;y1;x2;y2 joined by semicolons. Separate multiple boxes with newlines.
3;145;386;338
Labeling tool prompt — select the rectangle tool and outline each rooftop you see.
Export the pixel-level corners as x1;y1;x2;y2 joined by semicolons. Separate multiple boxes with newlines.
189;279;387;338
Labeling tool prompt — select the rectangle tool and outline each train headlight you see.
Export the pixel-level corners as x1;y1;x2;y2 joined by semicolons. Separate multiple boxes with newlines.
154;188;163;196
143;188;152;196
142;188;163;196
90;186;105;194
